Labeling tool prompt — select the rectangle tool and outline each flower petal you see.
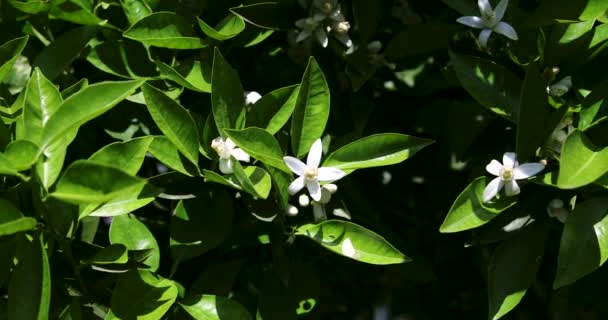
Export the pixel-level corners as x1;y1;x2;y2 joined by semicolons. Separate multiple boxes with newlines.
333;33;352;47
494;0;508;21
225;138;236;150
483;177;504;203
306;180;322;201
478;0;492;14
288;176;305;195
296;30;312;42
317;167;346;182
504;179;520;196
283;156;308;175
456;16;485;29
513;163;545;179
307;139;323;168
485;159;503;176
502;152;517;168
494;21;518;40
231;148;250;162
478;28;493;48
219;158;233;174
315;28;328;47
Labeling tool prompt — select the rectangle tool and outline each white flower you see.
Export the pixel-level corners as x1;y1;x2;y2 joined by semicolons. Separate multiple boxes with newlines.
547;199;568;223
456;0;518;48
482;152;545;203
244;91;262;105
547;76;572;98
295;16;328;47
211;137;250;174
283;139;345;201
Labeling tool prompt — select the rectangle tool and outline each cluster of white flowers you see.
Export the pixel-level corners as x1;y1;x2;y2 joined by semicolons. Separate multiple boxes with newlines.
295;0;352;48
482;152;545;203
456;0;518;48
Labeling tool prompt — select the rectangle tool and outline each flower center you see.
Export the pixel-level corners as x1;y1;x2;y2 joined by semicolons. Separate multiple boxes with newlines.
482;10;497;27
501;166;514;181
335;21;350;34
211;140;232;159
304;167;319;181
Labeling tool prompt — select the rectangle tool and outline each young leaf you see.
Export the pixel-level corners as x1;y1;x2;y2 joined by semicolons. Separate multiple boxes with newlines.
0;35;29;82
179;295;252;320
323;133;434;171
124;12;206;49
20;68;63;144
197;14;246;40
224;128;290;173
558;130;608;188
296;220;410;265
110;214;160;272
291;57;330;158
211;48;246;135
106;270;177;319
440;177;518;233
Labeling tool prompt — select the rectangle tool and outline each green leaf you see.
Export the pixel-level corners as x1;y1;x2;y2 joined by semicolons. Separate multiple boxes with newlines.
449;50;521;121
157;59;211;93
488;223;547;320
247;84;299;134
232;163;272;199
579;81;608;130
110;214;160;272
88;136;154;175
61;78;88;99
296;220;409;265
124;12;206;49
323;133;434;171
4;140;39;171
20;68;63;144
554;197;608;288
51;160;147;204
557;130;608;188
8;233;51;320
107;269;177;319
170;191;233;262
0;36;29;82
32;26;98;81
36;128;78;189
148;136;200;176
516;62;567;161
385;24;459;60
211;48;246;135
143;83;200;165
86;40;158;79
203;169;242;190
225;128;290;173
120;0;152;25
179;295;252;320
291;57;330;157
439;177;518;233
85;244;129;265
49;0;104;25
229;2;293;30
197;14;246;40
8;0;51;14
0;198;37;236
0;153;19;176
40;79;144;150
80;182;161;218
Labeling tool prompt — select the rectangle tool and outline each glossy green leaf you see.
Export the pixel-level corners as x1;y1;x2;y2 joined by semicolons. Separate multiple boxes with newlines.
225;128;290;173
554;197;608;288
323;133;434;171
148;136;200;176
107;269;177;319
157;60;211;93
0;198;37;236
120;0;152;25
80;182;160;218
170;191;233;262
51;160;147;204
449;50;521;121
32;26;98;81
179;295;252;320
488;223;547;320
557;130;608;189
143;83;200;165
86;40;158;79
0;153;19;176
296;220;409;265
4;140;39;171
124;12;206;49
61;78;88;99
197;14;246;40
211;48;246;135
8;233;51;320
88;136;154;175
36;128;78;189
86;244;129;265
516;62;567;161
439;177;518;233
8;0;51;14
579;81;608;130
20;68;63;144
0;36;29;82
41;79;144;150
49;0;104;25
203;169;242;190
110;214;160;272
291;57;330;157
232;162;272;199
247;84;299;134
